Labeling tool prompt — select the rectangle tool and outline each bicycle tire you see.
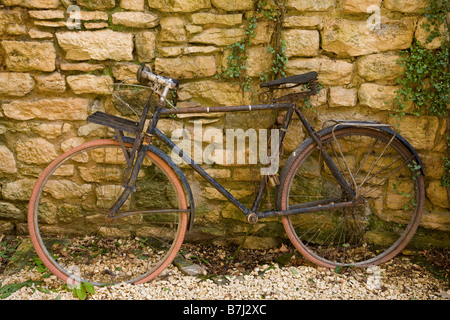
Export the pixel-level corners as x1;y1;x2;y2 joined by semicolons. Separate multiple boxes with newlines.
279;127;425;268
28;139;188;286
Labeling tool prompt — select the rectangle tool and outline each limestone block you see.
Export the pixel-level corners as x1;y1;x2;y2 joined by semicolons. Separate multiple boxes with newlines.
1;41;55;72
120;0;144;11
135;31;157;62
420;153;445;180
358;83;399;110
28;10;65;19
427;181;450;209
321;18;415;57
84;23;108;30
384;0;428;13
2;178;36;201
225;110;273;130
180;81;247;106
159;47;183;57
203;187;253;200
415;17;447;50
329;86;357;107
283;119;305;152
76;0;115;10
252;21;273;45
232;168;261;181
155;56;216;79
16;138;58;165
2;98;89;121
286;0;335;12
148;0;211;12
284;29;320;57
190;27;245;46
159;17;186;43
387;115;440;151
112;12;159;28
112;63;140;82
186;25;203;34
356;53;404;81
0;145;17;174
191;13;242;26
246;46;272;78
45;180;92;199
60;63;105;72
0;202;22;219
0;73;35;96
284;16;322;28
309;87;328;106
343;0;382;14
31;123;66;139
1;0;59;8
78;11;109;21
56;30;134;61
33;72;66;93
28;29;53;39
0;10;27;35
286;56;354;85
67;75;113;95
61;137;86;152
421;209;450;232
184;46;219;55
0;221;14;234
204;168;231;179
211;0;252;11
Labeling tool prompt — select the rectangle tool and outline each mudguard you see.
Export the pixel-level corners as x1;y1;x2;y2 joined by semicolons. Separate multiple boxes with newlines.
276;122;426;209
120;136;195;232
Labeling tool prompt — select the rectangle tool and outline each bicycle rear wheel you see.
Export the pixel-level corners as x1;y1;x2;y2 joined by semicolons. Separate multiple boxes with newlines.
28;139;188;286
280;127;425;268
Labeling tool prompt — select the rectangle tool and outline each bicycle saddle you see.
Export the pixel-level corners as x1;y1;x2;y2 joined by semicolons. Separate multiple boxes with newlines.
260;71;318;88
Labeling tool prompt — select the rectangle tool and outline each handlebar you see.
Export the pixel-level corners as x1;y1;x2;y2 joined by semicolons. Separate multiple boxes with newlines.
137;64;180;90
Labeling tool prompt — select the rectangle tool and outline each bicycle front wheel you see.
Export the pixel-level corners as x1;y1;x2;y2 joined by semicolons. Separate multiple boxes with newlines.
280;127;425;268
28;139;188;286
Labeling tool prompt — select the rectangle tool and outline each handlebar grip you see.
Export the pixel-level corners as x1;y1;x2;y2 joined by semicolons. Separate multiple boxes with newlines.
137;63;179;90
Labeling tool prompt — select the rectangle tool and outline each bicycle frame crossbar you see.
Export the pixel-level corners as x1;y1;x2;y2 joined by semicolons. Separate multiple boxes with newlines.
159;102;293;115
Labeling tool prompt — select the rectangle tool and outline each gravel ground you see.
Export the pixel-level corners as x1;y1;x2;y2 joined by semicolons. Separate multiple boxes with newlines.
1;239;449;301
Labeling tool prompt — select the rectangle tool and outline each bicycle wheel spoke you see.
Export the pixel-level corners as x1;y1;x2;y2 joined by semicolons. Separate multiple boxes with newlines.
29;141;188;285
281;127;424;267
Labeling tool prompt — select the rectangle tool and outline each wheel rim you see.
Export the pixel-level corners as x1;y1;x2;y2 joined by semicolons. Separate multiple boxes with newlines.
28;140;188;286
281;128;424;267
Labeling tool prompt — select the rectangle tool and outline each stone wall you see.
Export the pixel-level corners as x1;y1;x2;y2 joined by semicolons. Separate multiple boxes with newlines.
0;0;448;249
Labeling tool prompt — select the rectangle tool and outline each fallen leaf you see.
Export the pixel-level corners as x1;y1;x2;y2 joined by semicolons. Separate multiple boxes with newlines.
279;244;289;253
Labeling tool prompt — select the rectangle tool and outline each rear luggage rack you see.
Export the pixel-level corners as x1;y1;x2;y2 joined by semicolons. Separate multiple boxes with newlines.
87;111;140;134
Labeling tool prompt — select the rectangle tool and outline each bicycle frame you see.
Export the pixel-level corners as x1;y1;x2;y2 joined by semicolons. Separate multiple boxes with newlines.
141;101;357;224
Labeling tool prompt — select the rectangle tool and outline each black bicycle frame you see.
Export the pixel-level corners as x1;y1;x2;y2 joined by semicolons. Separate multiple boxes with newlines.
143;101;356;223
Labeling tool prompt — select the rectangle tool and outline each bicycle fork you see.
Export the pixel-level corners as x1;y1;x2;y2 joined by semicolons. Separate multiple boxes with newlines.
106;105;163;219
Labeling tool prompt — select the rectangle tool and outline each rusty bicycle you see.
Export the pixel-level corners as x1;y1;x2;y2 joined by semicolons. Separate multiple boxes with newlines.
27;64;425;286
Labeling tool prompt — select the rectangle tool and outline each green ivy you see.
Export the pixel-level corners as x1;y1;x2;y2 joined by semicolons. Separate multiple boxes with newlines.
394;0;449;117
394;0;449;187
395;41;449;117
218;0;288;97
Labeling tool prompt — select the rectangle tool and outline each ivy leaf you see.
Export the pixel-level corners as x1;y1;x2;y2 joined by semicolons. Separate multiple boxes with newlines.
84;282;95;295
74;285;87;300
